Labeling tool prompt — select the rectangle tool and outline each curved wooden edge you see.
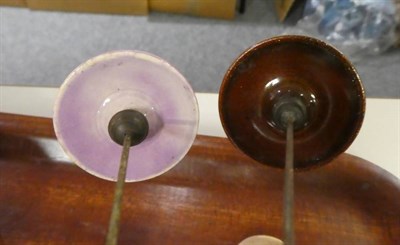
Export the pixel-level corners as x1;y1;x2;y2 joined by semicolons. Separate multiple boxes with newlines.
1;112;398;182
0;113;399;245
0;113;55;138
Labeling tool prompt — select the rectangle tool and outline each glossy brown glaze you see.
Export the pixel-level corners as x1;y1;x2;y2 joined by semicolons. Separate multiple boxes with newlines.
219;35;365;169
1;113;399;244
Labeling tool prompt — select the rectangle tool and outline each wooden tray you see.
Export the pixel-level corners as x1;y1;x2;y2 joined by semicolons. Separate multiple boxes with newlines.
0;113;399;244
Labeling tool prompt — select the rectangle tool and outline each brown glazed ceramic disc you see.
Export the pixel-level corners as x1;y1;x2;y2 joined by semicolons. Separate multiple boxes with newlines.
219;35;365;169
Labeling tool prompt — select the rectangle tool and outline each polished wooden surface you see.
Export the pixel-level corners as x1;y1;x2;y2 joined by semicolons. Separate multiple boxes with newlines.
219;35;365;170
1;113;399;245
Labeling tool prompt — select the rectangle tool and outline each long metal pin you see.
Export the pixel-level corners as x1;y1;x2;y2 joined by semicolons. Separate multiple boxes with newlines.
283;117;295;245
105;134;131;245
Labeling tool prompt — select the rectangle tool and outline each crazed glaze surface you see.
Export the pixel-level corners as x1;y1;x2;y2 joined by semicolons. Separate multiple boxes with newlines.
53;51;199;182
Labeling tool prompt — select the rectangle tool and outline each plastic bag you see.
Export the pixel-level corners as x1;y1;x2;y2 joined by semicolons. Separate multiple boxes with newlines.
295;0;397;60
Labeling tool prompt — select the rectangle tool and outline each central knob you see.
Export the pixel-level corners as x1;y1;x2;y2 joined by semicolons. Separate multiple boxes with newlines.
261;77;317;133
108;109;149;146
272;95;308;130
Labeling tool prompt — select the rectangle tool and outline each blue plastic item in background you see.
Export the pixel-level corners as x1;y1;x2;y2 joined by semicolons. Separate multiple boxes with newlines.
296;0;397;60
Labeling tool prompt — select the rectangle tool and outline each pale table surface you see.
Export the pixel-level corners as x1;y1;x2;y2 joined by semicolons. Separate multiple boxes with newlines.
0;85;399;179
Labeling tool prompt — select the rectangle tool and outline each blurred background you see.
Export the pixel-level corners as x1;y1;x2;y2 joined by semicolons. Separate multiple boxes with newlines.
0;0;399;97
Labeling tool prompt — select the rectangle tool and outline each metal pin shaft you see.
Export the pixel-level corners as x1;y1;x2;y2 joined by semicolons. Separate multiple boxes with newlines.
105;134;131;245
283;117;295;245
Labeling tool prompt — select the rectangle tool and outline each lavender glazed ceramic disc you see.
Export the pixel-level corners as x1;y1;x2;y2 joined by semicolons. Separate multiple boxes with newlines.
54;51;199;182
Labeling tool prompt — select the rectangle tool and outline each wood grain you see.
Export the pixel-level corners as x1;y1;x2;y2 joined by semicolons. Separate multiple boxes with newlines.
0;113;399;244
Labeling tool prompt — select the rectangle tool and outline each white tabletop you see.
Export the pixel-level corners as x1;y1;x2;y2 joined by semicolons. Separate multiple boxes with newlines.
0;85;399;179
